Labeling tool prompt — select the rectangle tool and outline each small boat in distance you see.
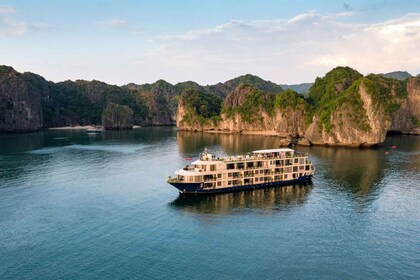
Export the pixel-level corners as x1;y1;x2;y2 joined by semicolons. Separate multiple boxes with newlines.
86;126;103;133
167;148;315;194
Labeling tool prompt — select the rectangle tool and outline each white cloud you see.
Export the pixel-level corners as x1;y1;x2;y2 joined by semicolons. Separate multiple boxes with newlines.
0;5;52;36
96;19;129;28
95;18;142;35
134;12;420;84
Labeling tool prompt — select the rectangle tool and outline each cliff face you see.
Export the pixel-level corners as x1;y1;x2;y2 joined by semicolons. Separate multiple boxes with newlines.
217;85;275;132
102;103;134;129
406;78;420;119
177;85;309;136
303;68;419;147
274;107;307;137
389;77;420;133
176;88;222;131
305;83;390;147
0;66;48;132
134;80;177;126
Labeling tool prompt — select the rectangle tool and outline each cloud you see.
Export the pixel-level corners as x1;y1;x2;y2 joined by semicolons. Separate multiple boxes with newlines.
135;12;420;84
96;19;129;28
0;6;15;14
95;18;142;34
0;5;52;36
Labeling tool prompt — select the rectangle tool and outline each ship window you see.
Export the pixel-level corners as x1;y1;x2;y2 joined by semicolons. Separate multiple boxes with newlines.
306;165;310;170
217;174;222;178
210;165;216;171
293;166;298;172
299;158;305;164
217;182;222;186
227;163;235;170
294;158;299;163
284;174;287;179
299;166;304;170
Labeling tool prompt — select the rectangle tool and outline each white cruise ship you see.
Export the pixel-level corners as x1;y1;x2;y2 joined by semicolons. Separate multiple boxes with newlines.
167;148;315;194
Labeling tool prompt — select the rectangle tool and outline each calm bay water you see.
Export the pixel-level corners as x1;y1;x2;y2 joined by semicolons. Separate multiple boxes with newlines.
0;127;419;279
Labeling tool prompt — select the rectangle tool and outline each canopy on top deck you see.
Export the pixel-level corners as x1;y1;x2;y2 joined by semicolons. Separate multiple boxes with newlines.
252;148;294;154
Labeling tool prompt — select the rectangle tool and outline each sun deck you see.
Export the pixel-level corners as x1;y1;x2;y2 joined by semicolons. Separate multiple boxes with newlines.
195;148;306;164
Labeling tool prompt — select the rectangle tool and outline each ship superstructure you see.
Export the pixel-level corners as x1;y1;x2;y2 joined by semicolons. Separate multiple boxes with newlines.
167;148;315;194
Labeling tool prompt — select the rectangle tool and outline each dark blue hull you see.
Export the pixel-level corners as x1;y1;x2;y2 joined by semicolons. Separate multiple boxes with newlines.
168;175;313;195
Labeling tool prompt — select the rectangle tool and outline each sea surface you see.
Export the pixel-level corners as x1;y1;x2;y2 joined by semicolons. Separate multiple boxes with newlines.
0;127;419;279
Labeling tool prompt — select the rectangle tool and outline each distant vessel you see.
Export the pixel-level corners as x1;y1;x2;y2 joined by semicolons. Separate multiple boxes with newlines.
86;126;103;133
167;148;315;194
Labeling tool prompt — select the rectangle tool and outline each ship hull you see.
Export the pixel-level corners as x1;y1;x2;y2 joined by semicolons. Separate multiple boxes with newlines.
168;175;312;195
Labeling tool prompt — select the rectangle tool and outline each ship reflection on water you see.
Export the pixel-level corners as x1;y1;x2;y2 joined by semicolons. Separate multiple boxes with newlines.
170;183;312;214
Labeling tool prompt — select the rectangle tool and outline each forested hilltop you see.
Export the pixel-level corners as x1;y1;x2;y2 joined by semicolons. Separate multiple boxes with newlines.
1;65;419;147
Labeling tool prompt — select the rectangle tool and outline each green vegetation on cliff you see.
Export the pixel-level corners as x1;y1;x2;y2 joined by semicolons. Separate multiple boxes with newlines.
362;74;408;116
275;89;307;109
223;88;275;123
308;67;367;132
275;89;313;125
179;89;222;126
43;80;148;127
309;66;363;106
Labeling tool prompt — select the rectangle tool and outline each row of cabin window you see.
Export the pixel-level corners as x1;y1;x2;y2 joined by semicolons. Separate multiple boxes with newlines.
226;158;306;170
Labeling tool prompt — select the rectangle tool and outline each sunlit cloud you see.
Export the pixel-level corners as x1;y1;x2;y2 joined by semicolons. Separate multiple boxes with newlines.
136;12;420;84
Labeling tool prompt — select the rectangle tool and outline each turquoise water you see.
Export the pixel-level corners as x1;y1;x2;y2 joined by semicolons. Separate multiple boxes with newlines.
0;127;419;279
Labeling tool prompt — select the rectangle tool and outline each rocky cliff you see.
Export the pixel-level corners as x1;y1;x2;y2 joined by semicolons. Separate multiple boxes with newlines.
301;69;419;147
102;103;134;129
129;80;177;125
389;77;420;133
0;66;48;132
177;84;310;137
176;67;420;147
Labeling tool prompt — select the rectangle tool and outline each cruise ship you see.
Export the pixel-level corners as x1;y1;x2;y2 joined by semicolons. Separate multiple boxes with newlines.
167;148;315;194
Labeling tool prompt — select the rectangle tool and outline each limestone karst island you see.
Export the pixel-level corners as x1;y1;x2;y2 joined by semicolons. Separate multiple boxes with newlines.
1;65;419;147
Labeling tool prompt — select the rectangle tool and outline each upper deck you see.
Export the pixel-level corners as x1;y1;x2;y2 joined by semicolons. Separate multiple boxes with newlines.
192;148;305;165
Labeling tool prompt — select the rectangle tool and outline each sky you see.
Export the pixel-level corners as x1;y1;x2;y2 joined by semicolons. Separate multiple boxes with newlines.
0;0;419;85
